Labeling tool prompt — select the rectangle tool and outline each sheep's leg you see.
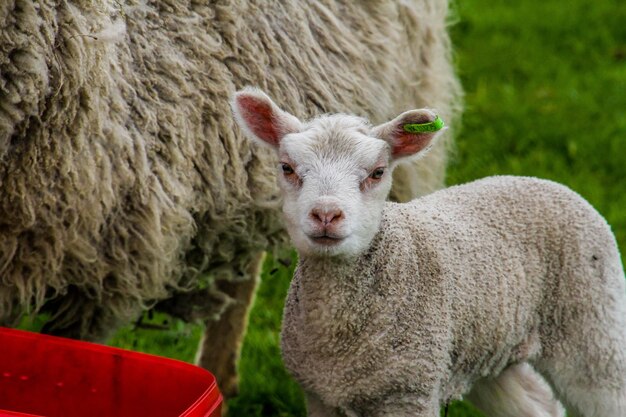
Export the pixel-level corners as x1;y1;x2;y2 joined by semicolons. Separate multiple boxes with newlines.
465;362;565;417
196;251;265;399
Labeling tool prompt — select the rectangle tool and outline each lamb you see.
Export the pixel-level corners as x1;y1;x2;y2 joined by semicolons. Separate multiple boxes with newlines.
0;0;461;396
232;88;626;417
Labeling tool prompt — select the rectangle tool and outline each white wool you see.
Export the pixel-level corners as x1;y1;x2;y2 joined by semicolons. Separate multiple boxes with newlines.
90;20;127;43
0;0;462;397
235;102;626;416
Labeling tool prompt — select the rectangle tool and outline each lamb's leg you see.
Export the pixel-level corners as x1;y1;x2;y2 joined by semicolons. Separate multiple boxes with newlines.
196;251;265;398
465;362;565;417
535;347;626;417
305;392;341;417
532;262;626;417
365;394;440;417
533;321;626;417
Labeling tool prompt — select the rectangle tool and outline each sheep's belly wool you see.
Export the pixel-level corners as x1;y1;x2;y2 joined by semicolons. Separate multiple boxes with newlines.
281;176;625;412
0;1;461;339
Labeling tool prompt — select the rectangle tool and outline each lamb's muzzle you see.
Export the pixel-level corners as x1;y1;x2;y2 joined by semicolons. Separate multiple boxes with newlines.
308;199;345;246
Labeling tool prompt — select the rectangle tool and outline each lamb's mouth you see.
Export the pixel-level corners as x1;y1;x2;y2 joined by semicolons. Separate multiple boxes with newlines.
308;234;345;246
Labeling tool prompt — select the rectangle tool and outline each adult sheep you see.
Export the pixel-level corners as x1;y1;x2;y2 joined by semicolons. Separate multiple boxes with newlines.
0;0;461;396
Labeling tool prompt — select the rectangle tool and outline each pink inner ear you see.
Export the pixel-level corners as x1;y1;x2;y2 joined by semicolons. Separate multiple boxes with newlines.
237;95;281;146
391;128;433;158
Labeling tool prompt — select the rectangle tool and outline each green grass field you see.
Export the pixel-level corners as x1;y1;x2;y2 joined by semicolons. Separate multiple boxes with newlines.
104;0;626;415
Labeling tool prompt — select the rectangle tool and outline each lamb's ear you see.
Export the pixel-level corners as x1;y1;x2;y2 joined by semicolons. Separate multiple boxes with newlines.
232;87;302;150
373;109;445;160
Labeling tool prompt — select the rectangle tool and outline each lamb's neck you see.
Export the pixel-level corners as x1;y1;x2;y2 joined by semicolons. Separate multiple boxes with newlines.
291;252;379;344
295;250;377;296
298;253;358;277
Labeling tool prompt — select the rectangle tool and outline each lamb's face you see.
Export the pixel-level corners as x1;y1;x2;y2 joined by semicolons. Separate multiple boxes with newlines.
277;116;393;257
232;87;443;258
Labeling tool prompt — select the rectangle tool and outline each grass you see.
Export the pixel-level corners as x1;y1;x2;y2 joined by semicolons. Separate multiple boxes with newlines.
105;0;626;415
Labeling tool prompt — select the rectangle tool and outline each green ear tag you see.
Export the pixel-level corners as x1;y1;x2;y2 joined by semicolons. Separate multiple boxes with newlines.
403;115;445;133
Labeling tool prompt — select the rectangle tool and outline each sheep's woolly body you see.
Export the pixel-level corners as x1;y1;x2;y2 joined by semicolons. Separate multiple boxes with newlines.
0;1;461;336
282;176;626;415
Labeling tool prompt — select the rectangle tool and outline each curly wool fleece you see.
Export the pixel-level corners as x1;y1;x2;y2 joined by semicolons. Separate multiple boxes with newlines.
282;176;626;416
0;1;461;338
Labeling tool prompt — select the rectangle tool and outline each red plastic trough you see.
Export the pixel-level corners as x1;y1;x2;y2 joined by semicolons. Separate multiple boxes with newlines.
0;327;222;417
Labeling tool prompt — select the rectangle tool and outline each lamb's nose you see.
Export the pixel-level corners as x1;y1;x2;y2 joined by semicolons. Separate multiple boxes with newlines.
310;207;343;226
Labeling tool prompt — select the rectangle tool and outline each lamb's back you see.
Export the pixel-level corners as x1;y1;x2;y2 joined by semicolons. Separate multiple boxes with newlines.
385;175;622;382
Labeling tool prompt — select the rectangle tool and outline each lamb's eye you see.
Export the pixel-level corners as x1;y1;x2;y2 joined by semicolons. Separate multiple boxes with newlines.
281;163;294;175
370;167;385;180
